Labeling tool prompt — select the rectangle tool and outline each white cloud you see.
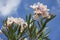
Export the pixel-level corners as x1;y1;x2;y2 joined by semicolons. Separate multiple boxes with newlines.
0;0;21;16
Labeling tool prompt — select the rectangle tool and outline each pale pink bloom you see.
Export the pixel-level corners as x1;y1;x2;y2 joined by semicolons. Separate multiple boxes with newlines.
7;17;14;26
17;18;24;25
7;17;25;25
24;22;28;27
7;17;28;32
42;12;51;19
30;3;38;9
30;2;51;19
14;18;24;25
0;30;2;34
20;22;27;32
13;18;18;24
33;14;39;20
20;26;24;32
47;15;51;19
20;22;26;27
24;38;27;40
34;9;42;14
39;3;50;12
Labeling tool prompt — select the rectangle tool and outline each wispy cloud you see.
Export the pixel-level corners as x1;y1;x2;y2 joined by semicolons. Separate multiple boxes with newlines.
0;0;21;16
51;6;60;16
50;0;60;15
57;0;60;6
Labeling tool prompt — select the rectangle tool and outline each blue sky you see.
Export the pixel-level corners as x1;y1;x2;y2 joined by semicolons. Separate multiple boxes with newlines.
0;0;60;40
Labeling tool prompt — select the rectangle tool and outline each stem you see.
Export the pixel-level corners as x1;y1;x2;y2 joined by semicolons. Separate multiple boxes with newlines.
30;36;32;40
37;19;47;35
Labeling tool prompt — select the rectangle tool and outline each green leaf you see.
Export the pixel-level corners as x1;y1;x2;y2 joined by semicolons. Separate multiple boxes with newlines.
29;14;32;21
26;15;28;22
13;25;18;33
2;30;9;38
37;21;41;28
17;27;28;40
37;15;56;34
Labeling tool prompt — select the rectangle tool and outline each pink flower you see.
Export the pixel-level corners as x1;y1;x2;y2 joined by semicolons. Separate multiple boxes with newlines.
30;3;38;9
41;12;51;19
6;17;27;32
7;17;14;26
0;30;2;34
14;18;24;25
33;14;39;20
20;22;27;32
39;3;50;12
30;2;51;19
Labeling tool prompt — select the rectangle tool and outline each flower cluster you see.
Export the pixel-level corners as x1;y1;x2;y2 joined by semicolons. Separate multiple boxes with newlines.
30;2;51;20
7;17;27;32
0;30;2;34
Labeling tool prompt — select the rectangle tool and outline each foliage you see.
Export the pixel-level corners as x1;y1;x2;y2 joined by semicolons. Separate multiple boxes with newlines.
1;14;56;40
